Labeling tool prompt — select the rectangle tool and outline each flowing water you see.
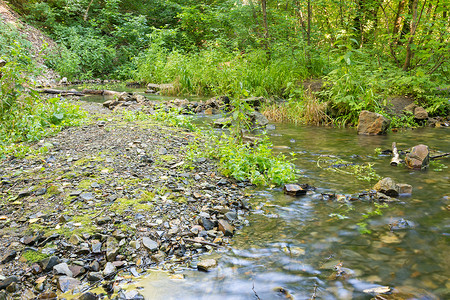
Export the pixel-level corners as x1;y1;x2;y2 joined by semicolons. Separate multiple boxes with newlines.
78;90;450;299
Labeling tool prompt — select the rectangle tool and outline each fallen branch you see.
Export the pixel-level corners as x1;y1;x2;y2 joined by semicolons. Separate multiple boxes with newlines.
40;89;84;96
390;142;401;166
430;153;449;160
183;238;221;248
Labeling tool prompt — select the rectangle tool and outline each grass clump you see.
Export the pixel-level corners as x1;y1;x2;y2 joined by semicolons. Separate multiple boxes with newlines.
21;250;50;263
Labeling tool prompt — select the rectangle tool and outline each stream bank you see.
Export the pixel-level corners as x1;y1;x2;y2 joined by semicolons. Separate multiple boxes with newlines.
0;102;252;299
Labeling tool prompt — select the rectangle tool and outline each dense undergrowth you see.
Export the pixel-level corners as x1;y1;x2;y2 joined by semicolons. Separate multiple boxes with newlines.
0;22;86;159
7;0;448;127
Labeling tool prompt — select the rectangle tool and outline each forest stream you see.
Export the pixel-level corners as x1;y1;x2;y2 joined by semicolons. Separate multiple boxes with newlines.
76;89;449;300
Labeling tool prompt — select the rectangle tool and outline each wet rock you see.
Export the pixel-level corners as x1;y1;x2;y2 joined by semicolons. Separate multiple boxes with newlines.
38;291;58;299
39;256;60;272
142;237;158;252
53;263;73;277
390;218;415;231
0;250;17;264
197;259;217;271
0;276;19;290
218;219;234;237
224;211;237;221
243;96;265;107
58;276;81;293
357;110;390;135
283;184;307;196
405;144;429;169
373;178;399;197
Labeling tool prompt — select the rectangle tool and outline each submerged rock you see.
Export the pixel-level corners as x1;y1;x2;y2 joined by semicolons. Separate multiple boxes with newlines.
357;110;390;135
283;184;307;196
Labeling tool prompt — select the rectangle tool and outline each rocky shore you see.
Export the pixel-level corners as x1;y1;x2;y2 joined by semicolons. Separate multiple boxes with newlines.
0;102;252;299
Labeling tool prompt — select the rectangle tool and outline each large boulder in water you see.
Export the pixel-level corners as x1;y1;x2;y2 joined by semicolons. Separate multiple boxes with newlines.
357;110;390;135
405;144;429;169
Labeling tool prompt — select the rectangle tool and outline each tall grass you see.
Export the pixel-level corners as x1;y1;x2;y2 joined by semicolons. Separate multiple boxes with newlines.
134;43;309;98
262;91;331;126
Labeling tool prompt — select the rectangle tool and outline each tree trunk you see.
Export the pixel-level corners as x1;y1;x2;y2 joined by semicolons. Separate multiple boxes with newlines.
393;0;407;36
261;0;269;53
403;0;427;71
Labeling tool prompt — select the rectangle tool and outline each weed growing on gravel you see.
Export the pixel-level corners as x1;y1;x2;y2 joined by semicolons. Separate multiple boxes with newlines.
187;134;297;186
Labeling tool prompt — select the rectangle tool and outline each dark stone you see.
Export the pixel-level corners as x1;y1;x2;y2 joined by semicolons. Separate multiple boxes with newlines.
76;292;99;300
283;184;307;196
200;217;215;231
87;272;103;282
357;110;390;135
96;216;112;225
39;256;60;272
0;276;19;290
0;250;16;264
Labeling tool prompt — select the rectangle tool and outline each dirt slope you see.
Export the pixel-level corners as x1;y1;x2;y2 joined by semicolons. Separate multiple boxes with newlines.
0;0;59;81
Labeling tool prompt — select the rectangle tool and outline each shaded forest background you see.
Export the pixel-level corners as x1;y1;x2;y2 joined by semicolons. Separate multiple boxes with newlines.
2;0;450;125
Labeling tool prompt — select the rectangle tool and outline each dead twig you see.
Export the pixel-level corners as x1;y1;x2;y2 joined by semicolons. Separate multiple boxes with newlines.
252;283;261;300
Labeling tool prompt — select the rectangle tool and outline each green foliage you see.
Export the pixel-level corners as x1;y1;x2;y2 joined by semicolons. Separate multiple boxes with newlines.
187;133;297;186
135;45;309;98
0;34;87;160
